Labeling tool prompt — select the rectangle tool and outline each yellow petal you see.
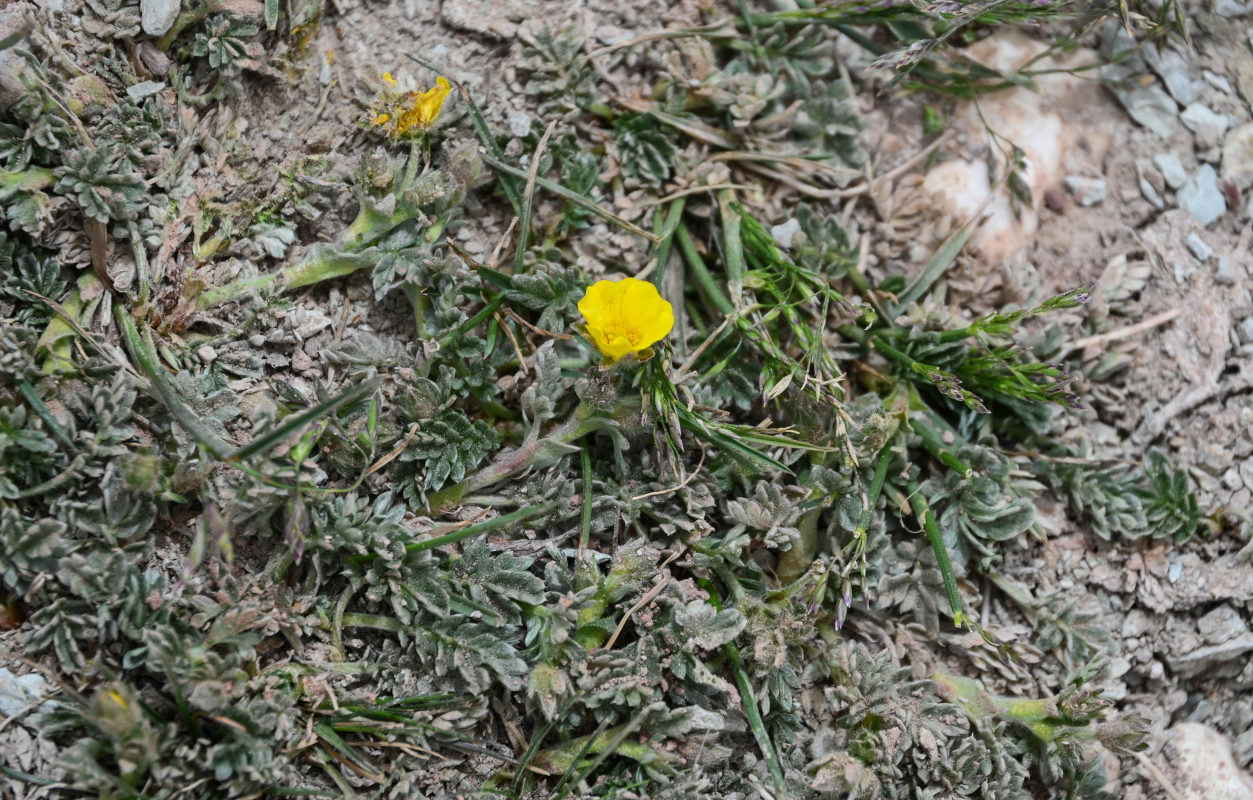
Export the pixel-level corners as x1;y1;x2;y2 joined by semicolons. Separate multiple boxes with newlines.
577;280;625;329
635;304;674;347
414;76;451;126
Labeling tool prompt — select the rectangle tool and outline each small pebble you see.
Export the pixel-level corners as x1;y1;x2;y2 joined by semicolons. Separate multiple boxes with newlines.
1203;69;1233;93
770;218;802;249
249;334;266;347
1043;187;1067;213
126;80;164;100
1180;103;1230;149
1223;123;1253;190
1216;257;1240;286
1238;316;1253;344
1178;164;1228;226
1064;175;1107;207
197;345;218;363
1155;153;1189;189
507;111;531;138
1222;467;1243;492
1140;176;1165;209
1185;233;1213;262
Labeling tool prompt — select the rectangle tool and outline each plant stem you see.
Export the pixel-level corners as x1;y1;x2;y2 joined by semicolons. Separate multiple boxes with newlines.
405;502;555;554
855;442;894;535
717;188;744;304
196;249;368;310
698;578;787;800
676;222;735;316
904;480;964;627
910;413;973;477
422;404;603;513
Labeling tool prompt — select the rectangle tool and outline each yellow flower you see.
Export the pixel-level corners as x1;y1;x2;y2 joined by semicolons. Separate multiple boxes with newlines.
396;76;451;134
578;277;674;361
370;75;452;137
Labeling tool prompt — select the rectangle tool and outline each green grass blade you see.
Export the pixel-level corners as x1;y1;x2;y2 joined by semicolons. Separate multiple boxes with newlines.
115;304;234;460
905;480;964;627
892;227;971;313
480;152;660;243
17;379;76;450
228;376;381;462
699;578;787;799
405;501;556;554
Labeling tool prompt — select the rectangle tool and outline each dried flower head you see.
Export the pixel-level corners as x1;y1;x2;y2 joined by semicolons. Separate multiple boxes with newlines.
370;73;452;137
577;277;674;361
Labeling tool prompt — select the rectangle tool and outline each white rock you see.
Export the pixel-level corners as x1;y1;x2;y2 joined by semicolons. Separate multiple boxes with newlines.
1166;723;1253;800
1238;316;1253;344
770;218;802;249
140;0;180;37
197;345;218;363
1180;103;1230;149
1223;123;1253;191
0;668;52;721
1144;43;1198;106
126;80;164;100
1198;605;1248;644
507;110;531;138
1155;153;1189;189
1203;69;1233;94
1214;0;1253;17
1165;632;1253;677
1216;257;1240;286
1185;233;1213;262
1177;164;1227;227
1065;175;1108;206
1112;83;1177;138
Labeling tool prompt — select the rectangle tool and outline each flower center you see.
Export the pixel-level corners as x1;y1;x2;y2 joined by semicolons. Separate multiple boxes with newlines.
601;322;638;346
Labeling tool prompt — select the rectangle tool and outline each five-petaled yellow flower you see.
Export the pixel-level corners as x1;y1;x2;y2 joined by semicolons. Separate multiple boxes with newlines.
371;74;452;136
578;277;674;361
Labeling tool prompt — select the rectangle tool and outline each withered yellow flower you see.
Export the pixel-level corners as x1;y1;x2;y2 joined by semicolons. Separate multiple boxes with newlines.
371;75;452;136
397;76;452;134
578;277;674;361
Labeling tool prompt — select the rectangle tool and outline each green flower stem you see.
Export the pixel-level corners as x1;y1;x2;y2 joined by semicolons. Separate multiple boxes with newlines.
675;222;735;316
195;250;367;310
717;188;745;304
778;446;833;585
910;413;973;477
479;152;659;243
932;672;1091;745
855;441;894;536
16;454;86;498
579;445;594;555
777;504;820;585
422;404;603;514
440;293;505;349
574;546;651;649
403;283;429;335
903;480;964;628
534;717;676;778
17;380;75;450
339;612;404;632
698;578;788;800
649;197;686;286
937;325;977;343
404;502;555;554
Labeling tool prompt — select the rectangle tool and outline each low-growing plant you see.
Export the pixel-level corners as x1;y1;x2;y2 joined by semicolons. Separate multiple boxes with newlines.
0;2;1195;799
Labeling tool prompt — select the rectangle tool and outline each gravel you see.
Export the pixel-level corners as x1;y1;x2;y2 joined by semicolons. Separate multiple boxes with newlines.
1177;164;1228;226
